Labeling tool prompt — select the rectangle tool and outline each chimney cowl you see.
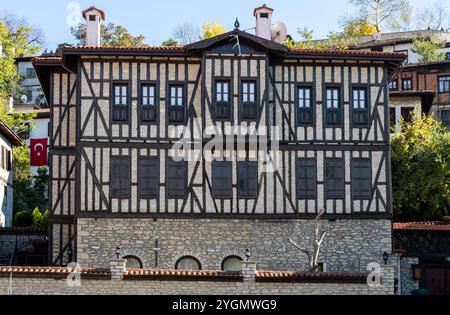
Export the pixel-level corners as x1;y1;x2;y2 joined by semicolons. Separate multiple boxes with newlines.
82;6;105;47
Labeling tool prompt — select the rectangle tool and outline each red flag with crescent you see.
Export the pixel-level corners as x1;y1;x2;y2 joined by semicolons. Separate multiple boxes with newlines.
30;138;48;167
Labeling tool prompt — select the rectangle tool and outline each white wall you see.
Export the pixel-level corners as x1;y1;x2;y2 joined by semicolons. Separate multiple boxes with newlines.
0;134;13;227
382;42;450;64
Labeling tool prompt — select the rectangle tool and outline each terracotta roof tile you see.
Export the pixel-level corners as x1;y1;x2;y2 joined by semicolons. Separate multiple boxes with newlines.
256;271;369;283
63;45;184;51
123;269;242;280
0;266;110;277
288;48;406;59
394;222;450;231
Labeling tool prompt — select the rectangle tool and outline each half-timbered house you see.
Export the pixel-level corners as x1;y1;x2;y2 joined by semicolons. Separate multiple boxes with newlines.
33;6;405;276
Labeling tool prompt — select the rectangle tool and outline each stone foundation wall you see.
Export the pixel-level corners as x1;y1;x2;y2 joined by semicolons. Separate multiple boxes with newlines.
76;218;392;272
399;257;419;295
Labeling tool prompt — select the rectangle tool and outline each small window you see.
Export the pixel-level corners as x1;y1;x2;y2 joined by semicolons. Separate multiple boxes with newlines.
325;87;341;125
112;83;129;122
168;84;185;123
166;159;187;199
110;157;131;198
89;15;96;21
325;159;345;199
241;81;257;120
123;256;143;269
297;87;314;125
6;150;11;172
212;161;232;199
438;76;450;94
237;161;258;199
260;13;269;18
352;88;368;126
175;256;202;270
296;158;317;200
446;52;450;60
215;80;231;119
351;159;371;199
389;80;398;91
402;78;412;91
222;256;243;272
140;84;157;123
440;110;449;127
138;158;159;199
26;68;36;79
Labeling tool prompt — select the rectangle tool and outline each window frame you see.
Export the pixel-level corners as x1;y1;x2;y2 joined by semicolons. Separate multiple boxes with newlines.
211;160;233;199
351;158;372;200
325;158;345;200
351;86;369;127
296;158;317;200
296;85;315;126
324;86;343;127
110;156;131;199
175;256;202;270
239;79;258;122
166;158;188;199
138;157;160;200
139;82;159;125
401;78;413;91
213;78;233;121
389;79;398;91
167;83;187;125
237;161;259;199
111;82;130;124
440;110;450;127
123;255;143;269
438;75;450;94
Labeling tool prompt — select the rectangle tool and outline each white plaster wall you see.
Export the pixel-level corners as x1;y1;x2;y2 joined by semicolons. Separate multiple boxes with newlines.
0;134;13;227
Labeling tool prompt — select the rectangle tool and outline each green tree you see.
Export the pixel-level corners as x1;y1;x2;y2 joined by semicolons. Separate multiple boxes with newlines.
31;207;43;226
411;38;446;63
391;114;450;222
71;23;146;47
287;27;355;50
161;38;180;47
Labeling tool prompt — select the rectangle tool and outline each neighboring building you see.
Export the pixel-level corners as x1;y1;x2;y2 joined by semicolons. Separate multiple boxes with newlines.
394;222;450;295
33;6;404;294
15;57;47;108
389;61;450;129
353;30;450;64
0;120;23;227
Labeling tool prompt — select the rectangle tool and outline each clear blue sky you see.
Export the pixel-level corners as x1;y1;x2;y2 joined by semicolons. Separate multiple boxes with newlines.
0;0;426;51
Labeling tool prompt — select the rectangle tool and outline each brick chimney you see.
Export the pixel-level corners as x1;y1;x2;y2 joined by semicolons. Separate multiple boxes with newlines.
254;4;274;41
82;6;105;47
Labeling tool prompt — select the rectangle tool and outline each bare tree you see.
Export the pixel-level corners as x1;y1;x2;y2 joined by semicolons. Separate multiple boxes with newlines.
415;0;448;30
0;11;46;48
349;0;412;32
290;209;327;272
173;22;200;45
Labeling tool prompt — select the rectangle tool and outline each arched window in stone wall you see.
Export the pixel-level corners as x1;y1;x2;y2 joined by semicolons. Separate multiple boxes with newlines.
222;256;243;272
123;255;143;269
175;256;202;270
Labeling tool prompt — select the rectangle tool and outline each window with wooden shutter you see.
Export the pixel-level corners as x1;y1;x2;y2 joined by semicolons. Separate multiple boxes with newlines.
325;87;341;125
296;158;317;200
166;159;187;198
237;161;258;199
241;81;257;120
140;84;157;123
214;80;231;119
351;159;371;199
168;84;185;123
297;87;314;125
138;157;159;199
112;83;129;122
110;157;131;198
325;158;345;199
212;161;232;199
351;87;369;126
6;150;11;171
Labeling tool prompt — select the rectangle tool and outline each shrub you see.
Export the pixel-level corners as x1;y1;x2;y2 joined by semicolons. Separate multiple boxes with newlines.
14;211;33;227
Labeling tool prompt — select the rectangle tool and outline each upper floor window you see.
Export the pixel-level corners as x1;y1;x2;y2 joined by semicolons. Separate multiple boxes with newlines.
212;161;232;199
0;147;11;172
325;87;341;126
297;86;314;125
168;84;185;124
140;84;157;123
241;81;257;120
26;68;36;79
215;80;231;119
237;161;258;199
402;78;412;91
352;88;369;126
110;156;130;199
389;80;398;91
112;83;129;122
438;76;450;94
166;158;187;199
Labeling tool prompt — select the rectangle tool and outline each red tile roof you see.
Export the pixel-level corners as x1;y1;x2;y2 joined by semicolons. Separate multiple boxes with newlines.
63;45;184;51
394;222;450;231
124;269;242;281
0;266;110;278
288;48;407;59
32;57;62;65
256;271;369;283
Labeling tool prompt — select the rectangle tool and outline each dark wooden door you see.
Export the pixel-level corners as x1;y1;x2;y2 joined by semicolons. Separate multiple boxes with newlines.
424;267;446;295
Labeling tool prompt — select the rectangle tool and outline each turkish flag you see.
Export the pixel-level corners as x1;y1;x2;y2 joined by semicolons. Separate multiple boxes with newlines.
30;138;48;167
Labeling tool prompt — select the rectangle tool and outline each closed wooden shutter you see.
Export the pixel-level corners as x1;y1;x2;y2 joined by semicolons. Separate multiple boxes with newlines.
212;161;232;199
138;157;159;199
296;158;317;199
110;157;131;198
351;159;372;199
325;158;345;199
237;161;258;199
167;159;187;198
